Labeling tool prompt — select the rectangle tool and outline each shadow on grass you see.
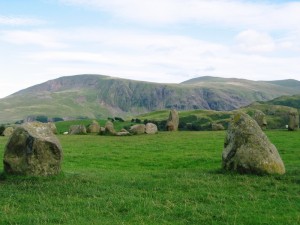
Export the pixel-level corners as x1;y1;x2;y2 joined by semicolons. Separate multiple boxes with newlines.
0;171;7;181
207;168;286;178
208;168;300;187
0;170;66;183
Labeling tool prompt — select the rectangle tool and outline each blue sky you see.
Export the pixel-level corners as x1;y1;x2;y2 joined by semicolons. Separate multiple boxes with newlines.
1;0;300;98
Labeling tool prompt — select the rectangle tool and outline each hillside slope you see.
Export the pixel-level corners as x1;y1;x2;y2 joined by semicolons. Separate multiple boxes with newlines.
1;74;300;123
264;79;300;89
258;94;300;109
181;76;300;94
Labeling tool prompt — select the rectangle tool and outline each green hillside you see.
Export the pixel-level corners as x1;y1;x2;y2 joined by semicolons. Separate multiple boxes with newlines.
265;79;300;89
242;103;295;129
135;102;297;131
259;94;300;109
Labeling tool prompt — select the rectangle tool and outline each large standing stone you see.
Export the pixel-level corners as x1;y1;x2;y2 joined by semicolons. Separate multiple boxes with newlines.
253;110;267;129
68;125;87;135
288;110;299;131
222;112;285;175
3;122;63;176
166;109;179;131
145;123;158;134
104;121;116;135
129;124;146;135
87;120;100;133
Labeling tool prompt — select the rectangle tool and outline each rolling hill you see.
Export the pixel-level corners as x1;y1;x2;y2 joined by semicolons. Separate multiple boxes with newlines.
1;74;300;123
257;94;300;109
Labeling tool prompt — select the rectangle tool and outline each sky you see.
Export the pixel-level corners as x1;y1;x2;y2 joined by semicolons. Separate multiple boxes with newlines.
1;0;300;98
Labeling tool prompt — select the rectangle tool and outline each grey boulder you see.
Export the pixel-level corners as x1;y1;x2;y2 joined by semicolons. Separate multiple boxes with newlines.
222;112;285;175
3;122;63;176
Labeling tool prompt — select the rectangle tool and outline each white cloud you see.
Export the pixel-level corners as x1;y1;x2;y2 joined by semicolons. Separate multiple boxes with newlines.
22;28;228;75
0;30;67;48
277;30;300;52
0;15;44;26
1;0;300;98
5;27;226;68
10;27;297;84
235;29;275;53
2;26;298;76
59;0;300;31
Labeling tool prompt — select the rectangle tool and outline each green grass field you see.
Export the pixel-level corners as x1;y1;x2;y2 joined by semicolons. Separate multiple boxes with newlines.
0;131;299;224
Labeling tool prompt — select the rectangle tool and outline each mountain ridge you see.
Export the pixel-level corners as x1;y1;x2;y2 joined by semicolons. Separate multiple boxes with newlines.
1;74;300;123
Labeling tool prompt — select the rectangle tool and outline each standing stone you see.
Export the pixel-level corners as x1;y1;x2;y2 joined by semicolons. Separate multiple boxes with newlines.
104;121;116;135
47;122;58;134
129;124;146;135
100;127;105;133
253;110;267;129
288;110;299;131
87;120;100;133
211;123;225;131
68;125;87;135
166;109;179;131
3;127;14;137
116;129;131;136
222;112;285;175
145;123;158;134
3;122;63;176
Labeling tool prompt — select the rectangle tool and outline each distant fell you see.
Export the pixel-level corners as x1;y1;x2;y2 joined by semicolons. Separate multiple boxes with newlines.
1;74;300;123
181;76;298;91
12;74;110;95
180;76;246;84
264;79;300;89
181;76;227;83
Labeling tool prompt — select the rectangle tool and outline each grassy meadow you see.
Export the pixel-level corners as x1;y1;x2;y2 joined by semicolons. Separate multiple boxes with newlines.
0;130;299;224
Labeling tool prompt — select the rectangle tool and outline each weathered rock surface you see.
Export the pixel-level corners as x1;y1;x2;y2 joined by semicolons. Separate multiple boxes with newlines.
68;124;87;135
222;112;285;175
116;130;131;136
120;128;128;132
253;110;267;129
166;109;179;131
3;122;63;176
145;123;158;134
288;110;299;131
129;124;146;135
104;121;116;135
47;122;58;134
115;128;130;136
87;120;100;133
100;127;105;133
3;127;14;137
